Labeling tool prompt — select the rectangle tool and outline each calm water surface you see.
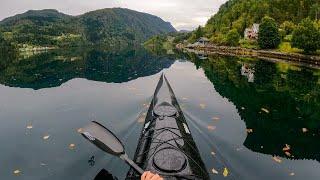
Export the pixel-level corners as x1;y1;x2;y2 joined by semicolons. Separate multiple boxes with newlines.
0;47;319;180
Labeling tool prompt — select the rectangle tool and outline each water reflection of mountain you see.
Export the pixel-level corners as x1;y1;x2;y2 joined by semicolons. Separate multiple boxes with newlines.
190;54;320;161
0;47;175;89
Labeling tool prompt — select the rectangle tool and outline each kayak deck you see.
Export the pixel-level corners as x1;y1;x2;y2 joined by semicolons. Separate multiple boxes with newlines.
126;74;209;179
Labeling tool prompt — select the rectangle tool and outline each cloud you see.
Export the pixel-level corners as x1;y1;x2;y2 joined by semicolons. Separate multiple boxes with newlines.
0;0;227;30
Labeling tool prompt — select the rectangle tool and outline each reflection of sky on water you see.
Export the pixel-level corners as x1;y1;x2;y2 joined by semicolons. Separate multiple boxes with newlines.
0;51;320;179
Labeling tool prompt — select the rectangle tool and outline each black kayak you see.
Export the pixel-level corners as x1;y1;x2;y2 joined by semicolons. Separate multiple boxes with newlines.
126;74;209;179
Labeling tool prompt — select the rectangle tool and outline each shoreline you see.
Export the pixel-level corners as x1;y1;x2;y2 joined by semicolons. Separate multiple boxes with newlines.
178;44;320;69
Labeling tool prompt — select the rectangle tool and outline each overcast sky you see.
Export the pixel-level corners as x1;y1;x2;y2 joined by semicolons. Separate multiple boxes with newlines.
0;0;227;30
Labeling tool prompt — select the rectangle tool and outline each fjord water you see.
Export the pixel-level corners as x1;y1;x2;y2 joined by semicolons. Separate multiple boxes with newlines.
0;48;319;180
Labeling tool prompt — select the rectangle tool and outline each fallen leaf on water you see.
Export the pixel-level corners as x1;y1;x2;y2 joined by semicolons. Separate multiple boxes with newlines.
223;167;229;177
241;107;245;110
77;128;83;133
212;117;220;121
199;104;206;109
26;125;33;129
246;129;253;133
211;168;218;174
285;151;291;157
69;144;76;149
282;144;291;151
211;151;216;155
137;117;145;123
43;135;50;140
289;172;295;176
302;128;308;133
207;126;216;131
13;169;21;175
40;163;47;166
272;156;282;163
128;87;137;90
261;108;270;113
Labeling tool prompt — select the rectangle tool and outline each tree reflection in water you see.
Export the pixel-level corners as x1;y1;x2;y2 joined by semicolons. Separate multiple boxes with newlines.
0;47;175;90
186;53;320;162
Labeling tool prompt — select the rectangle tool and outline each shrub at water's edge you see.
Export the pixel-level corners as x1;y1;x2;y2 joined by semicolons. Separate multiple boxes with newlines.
258;17;281;49
292;18;320;54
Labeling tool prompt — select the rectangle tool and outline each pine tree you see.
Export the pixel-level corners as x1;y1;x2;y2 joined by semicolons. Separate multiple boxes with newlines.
258;16;281;49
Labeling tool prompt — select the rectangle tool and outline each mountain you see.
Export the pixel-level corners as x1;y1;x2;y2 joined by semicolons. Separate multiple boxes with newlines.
0;8;176;47
0;9;71;26
204;0;319;36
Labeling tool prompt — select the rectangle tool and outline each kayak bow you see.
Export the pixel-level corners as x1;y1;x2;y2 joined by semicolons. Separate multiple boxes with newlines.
126;74;209;179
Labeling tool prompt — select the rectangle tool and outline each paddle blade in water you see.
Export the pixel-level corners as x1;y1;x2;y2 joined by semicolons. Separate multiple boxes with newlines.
80;121;125;156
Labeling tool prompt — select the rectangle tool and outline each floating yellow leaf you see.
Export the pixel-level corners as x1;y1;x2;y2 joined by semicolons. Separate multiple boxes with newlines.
302;128;308;133
77;128;83;133
211;168;218;174
289;172;295;176
13;169;21;175
137;117;145;123
282;144;291;151
207;126;216;131
261;108;270;113
199;103;206;109
246;129;253;133
26;125;33;129
285;151;291;157
43;135;50;140
272;156;282;163
212;117;220;121
69;144;76;149
128;87;137;90
223;167;229;177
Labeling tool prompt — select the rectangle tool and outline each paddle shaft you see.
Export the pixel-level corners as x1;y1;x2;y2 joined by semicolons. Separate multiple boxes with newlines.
120;154;144;174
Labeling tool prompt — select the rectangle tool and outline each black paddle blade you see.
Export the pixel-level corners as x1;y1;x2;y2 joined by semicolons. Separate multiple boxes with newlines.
80;121;125;156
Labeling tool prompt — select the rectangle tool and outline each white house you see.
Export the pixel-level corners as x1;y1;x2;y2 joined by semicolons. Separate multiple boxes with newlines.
244;23;260;40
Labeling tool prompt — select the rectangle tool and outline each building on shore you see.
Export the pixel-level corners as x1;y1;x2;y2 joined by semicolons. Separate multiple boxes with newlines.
187;37;210;48
244;23;260;40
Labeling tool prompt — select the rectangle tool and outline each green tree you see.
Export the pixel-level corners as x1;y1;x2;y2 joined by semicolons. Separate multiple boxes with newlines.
188;26;204;43
292;18;320;53
280;21;296;35
195;26;204;39
258;16;281;49
309;3;320;20
226;29;240;46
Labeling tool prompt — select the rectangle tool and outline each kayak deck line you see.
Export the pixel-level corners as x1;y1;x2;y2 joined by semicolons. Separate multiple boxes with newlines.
126;74;209;179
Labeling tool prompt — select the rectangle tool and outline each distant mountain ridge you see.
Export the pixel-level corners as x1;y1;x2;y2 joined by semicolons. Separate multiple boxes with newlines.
0;8;176;47
0;9;71;25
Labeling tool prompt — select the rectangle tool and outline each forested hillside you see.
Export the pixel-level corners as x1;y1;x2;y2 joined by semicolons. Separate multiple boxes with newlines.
181;0;320;54
204;0;319;35
0;8;176;48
